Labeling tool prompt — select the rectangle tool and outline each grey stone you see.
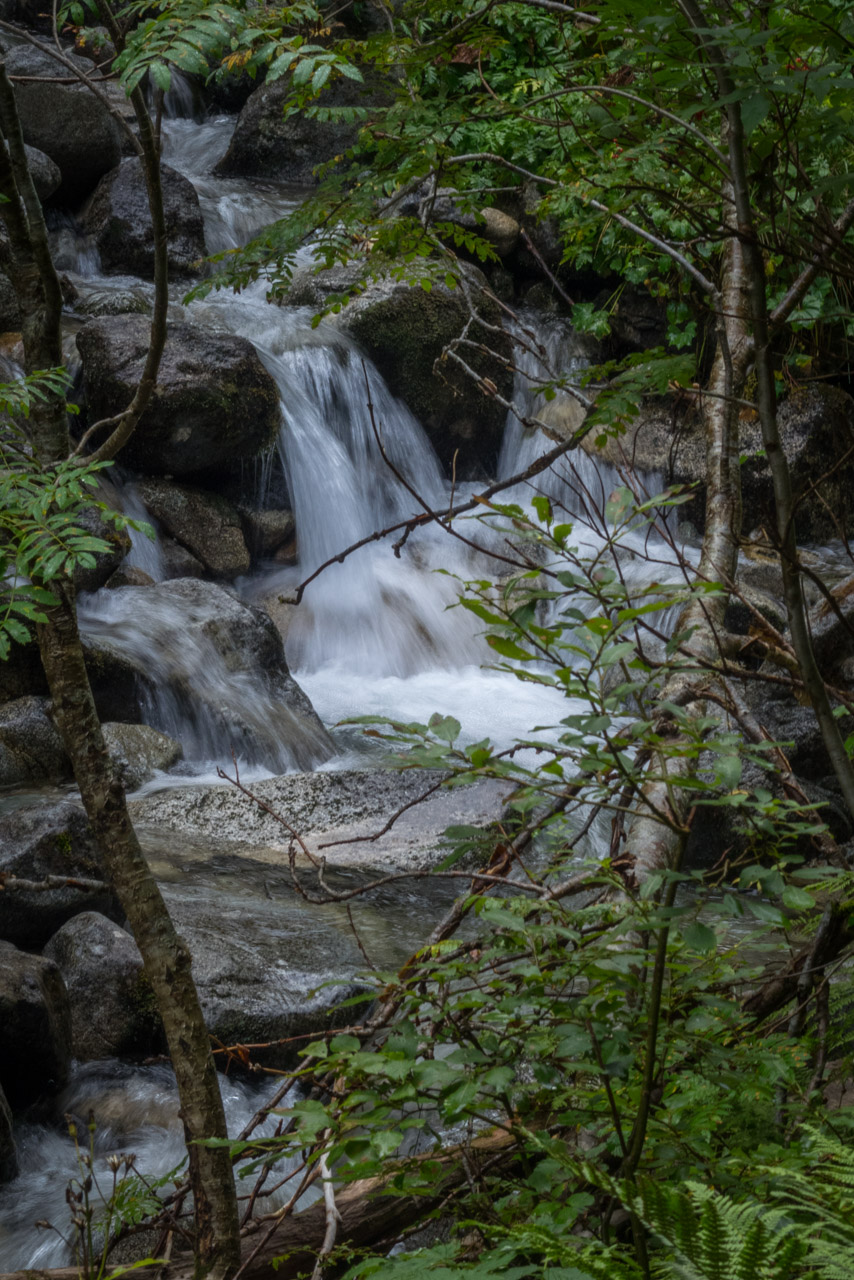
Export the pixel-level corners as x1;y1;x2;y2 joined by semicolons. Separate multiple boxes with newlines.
237;504;295;559
0;940;72;1107
0;1081;16;1184
422;189;520;256
0;696;70;788
73;503;132;595
586;386;854;541
0;800;121;948
104;564;155;589
81;158;207;278
102;722;183;789
130;767;512;872
44;912;162;1061
215;72;380;185
5;44;123;205
287;263;513;476
24;143;61;201
160;535;208;580
76;315;281;477
137;478;250;578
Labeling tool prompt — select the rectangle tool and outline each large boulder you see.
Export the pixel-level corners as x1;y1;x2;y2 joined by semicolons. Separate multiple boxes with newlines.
214;72;375;185
44;912;162;1061
0;800;122;948
79;578;333;771
584;385;854;542
5;44;123;205
81;158;207;278
136;478;251;578
0;940;72;1107
287;264;513;475
76;316;282;477
0;696;70;788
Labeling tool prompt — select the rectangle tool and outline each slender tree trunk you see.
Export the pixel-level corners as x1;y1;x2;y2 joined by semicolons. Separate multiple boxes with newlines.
0;55;240;1279
624;163;752;881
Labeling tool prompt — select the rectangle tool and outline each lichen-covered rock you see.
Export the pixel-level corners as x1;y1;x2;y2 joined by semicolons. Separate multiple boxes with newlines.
76;316;281;477
0;801;121;948
214;72;376;184
136;478;250;578
0;696;70;788
44;912;162;1061
236;504;295;559
0;940;72;1107
81;158;207;278
5;44;123;205
286;264;513;475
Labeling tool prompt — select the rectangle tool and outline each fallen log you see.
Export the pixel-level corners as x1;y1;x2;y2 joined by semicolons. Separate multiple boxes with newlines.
0;1130;517;1280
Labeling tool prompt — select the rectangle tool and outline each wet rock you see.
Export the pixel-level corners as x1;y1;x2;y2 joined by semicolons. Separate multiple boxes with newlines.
137;478;250;578
0;940;72;1107
102;722;183;789
5;44;123;205
0;1082;16;1183
215;72;378;184
44;912;162;1061
287;263;513;475
81;578;333;769
0;696;70;788
0;800;121;949
24;143;61;202
104;564;155;589
81;158;207;278
160;535;208;580
73;503;132;594
586;386;854;541
237;504;296;559
76;315;281;477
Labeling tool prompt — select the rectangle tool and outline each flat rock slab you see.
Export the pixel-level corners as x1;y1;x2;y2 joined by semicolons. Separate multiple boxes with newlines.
129;768;513;872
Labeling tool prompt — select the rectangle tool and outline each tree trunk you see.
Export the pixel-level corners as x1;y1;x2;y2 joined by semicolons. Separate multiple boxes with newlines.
0;53;240;1279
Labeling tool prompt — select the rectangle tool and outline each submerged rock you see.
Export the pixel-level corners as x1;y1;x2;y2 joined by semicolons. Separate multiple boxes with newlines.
76;316;281;477
0;800;121;949
136;478;251;578
0;940;72;1108
5;44;123;205
45;912;162;1061
82;158;207;278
